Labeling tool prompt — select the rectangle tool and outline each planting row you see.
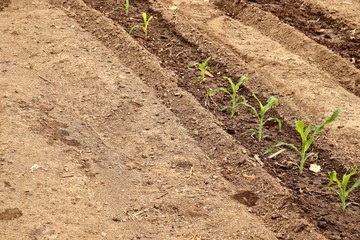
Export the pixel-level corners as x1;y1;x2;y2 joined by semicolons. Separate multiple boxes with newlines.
109;0;360;212
82;0;360;238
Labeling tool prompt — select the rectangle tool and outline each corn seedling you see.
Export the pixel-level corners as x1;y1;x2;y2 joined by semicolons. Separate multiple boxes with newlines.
112;0;130;16
327;164;360;211
124;0;129;16
240;93;281;142
129;12;154;38
265;109;340;174
129;24;139;35
208;76;248;118
142;12;153;37
188;56;211;81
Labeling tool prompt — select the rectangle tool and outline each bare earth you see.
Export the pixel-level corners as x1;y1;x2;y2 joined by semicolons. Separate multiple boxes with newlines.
1;0;359;239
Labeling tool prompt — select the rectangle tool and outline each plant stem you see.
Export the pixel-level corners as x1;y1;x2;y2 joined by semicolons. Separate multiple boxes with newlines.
231;95;237;117
258;122;263;142
299;151;306;174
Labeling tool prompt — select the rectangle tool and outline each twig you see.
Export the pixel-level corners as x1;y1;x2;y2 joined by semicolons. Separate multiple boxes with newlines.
156;192;168;199
38;75;50;83
268;149;286;159
131;208;149;220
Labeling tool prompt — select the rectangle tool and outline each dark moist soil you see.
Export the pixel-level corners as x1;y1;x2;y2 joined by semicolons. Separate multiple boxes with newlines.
0;0;11;11
215;0;360;70
83;0;360;239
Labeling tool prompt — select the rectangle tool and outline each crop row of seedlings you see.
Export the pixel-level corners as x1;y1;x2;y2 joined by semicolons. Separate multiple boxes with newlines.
190;55;359;211
84;0;360;237
216;0;360;70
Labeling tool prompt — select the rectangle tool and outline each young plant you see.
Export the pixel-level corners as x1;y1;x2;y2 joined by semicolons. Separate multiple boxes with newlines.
188;56;211;81
141;12;153;37
208;76;248;118
129;12;154;38
124;0;129;16
129;24;139;35
265;109;340;174
327;164;360;211
240;93;282;142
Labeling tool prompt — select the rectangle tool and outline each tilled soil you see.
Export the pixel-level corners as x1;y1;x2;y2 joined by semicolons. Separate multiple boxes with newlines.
214;0;360;97
240;0;360;69
76;0;360;239
0;0;11;11
2;0;360;239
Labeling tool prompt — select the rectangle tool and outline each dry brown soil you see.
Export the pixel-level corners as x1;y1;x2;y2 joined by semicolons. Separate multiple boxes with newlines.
1;0;359;239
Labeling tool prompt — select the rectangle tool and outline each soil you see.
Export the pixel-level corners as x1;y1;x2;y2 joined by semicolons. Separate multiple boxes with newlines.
233;0;360;70
0;0;10;11
1;0;360;239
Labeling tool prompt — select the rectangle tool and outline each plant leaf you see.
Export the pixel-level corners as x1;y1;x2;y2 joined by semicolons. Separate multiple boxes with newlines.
235;75;248;90
266;117;282;130
239;102;258;119
342;164;358;190
327;170;339;188
348;179;360;194
312;109;340;137
265;141;298;154
129;24;139;35
203;56;211;66
304;152;318;161
187;61;199;68
208;88;222;96
262;96;278;115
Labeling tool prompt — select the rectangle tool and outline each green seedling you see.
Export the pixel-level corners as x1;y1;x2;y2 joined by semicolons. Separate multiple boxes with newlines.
142;12;153;37
112;0;120;13
124;0;129;16
129;24;139;35
208;76;248;118
327;164;360;211
112;0;130;16
129;12;154;38
265;109;340;174
240;93;281;142
188;56;212;81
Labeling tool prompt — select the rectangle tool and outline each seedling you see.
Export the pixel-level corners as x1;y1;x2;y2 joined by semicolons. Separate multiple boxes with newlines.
129;24;139;35
208;76;248;118
240;93;281;142
124;0;129;16
141;12;153;37
188;56;212;81
265;109;340;174
327;164;360;211
129;12;154;38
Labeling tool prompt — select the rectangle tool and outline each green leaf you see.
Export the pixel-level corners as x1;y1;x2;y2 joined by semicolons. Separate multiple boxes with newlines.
341;164;358;190
266;117;282;130
251;92;263;110
203;56;211;66
348;180;360;194
304;124;312;139
296;120;305;137
129;24;139;35
296;120;309;148
187;61;199;68
142;12;147;22
304;152;318;161
327;170;339;188
208;88;226;96
239;102;258;119
265;141;298;154
313;109;340;136
262;96;278;115
220;106;228;111
303;137;315;153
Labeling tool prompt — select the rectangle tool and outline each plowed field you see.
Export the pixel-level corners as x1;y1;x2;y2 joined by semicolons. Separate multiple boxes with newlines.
1;0;359;239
